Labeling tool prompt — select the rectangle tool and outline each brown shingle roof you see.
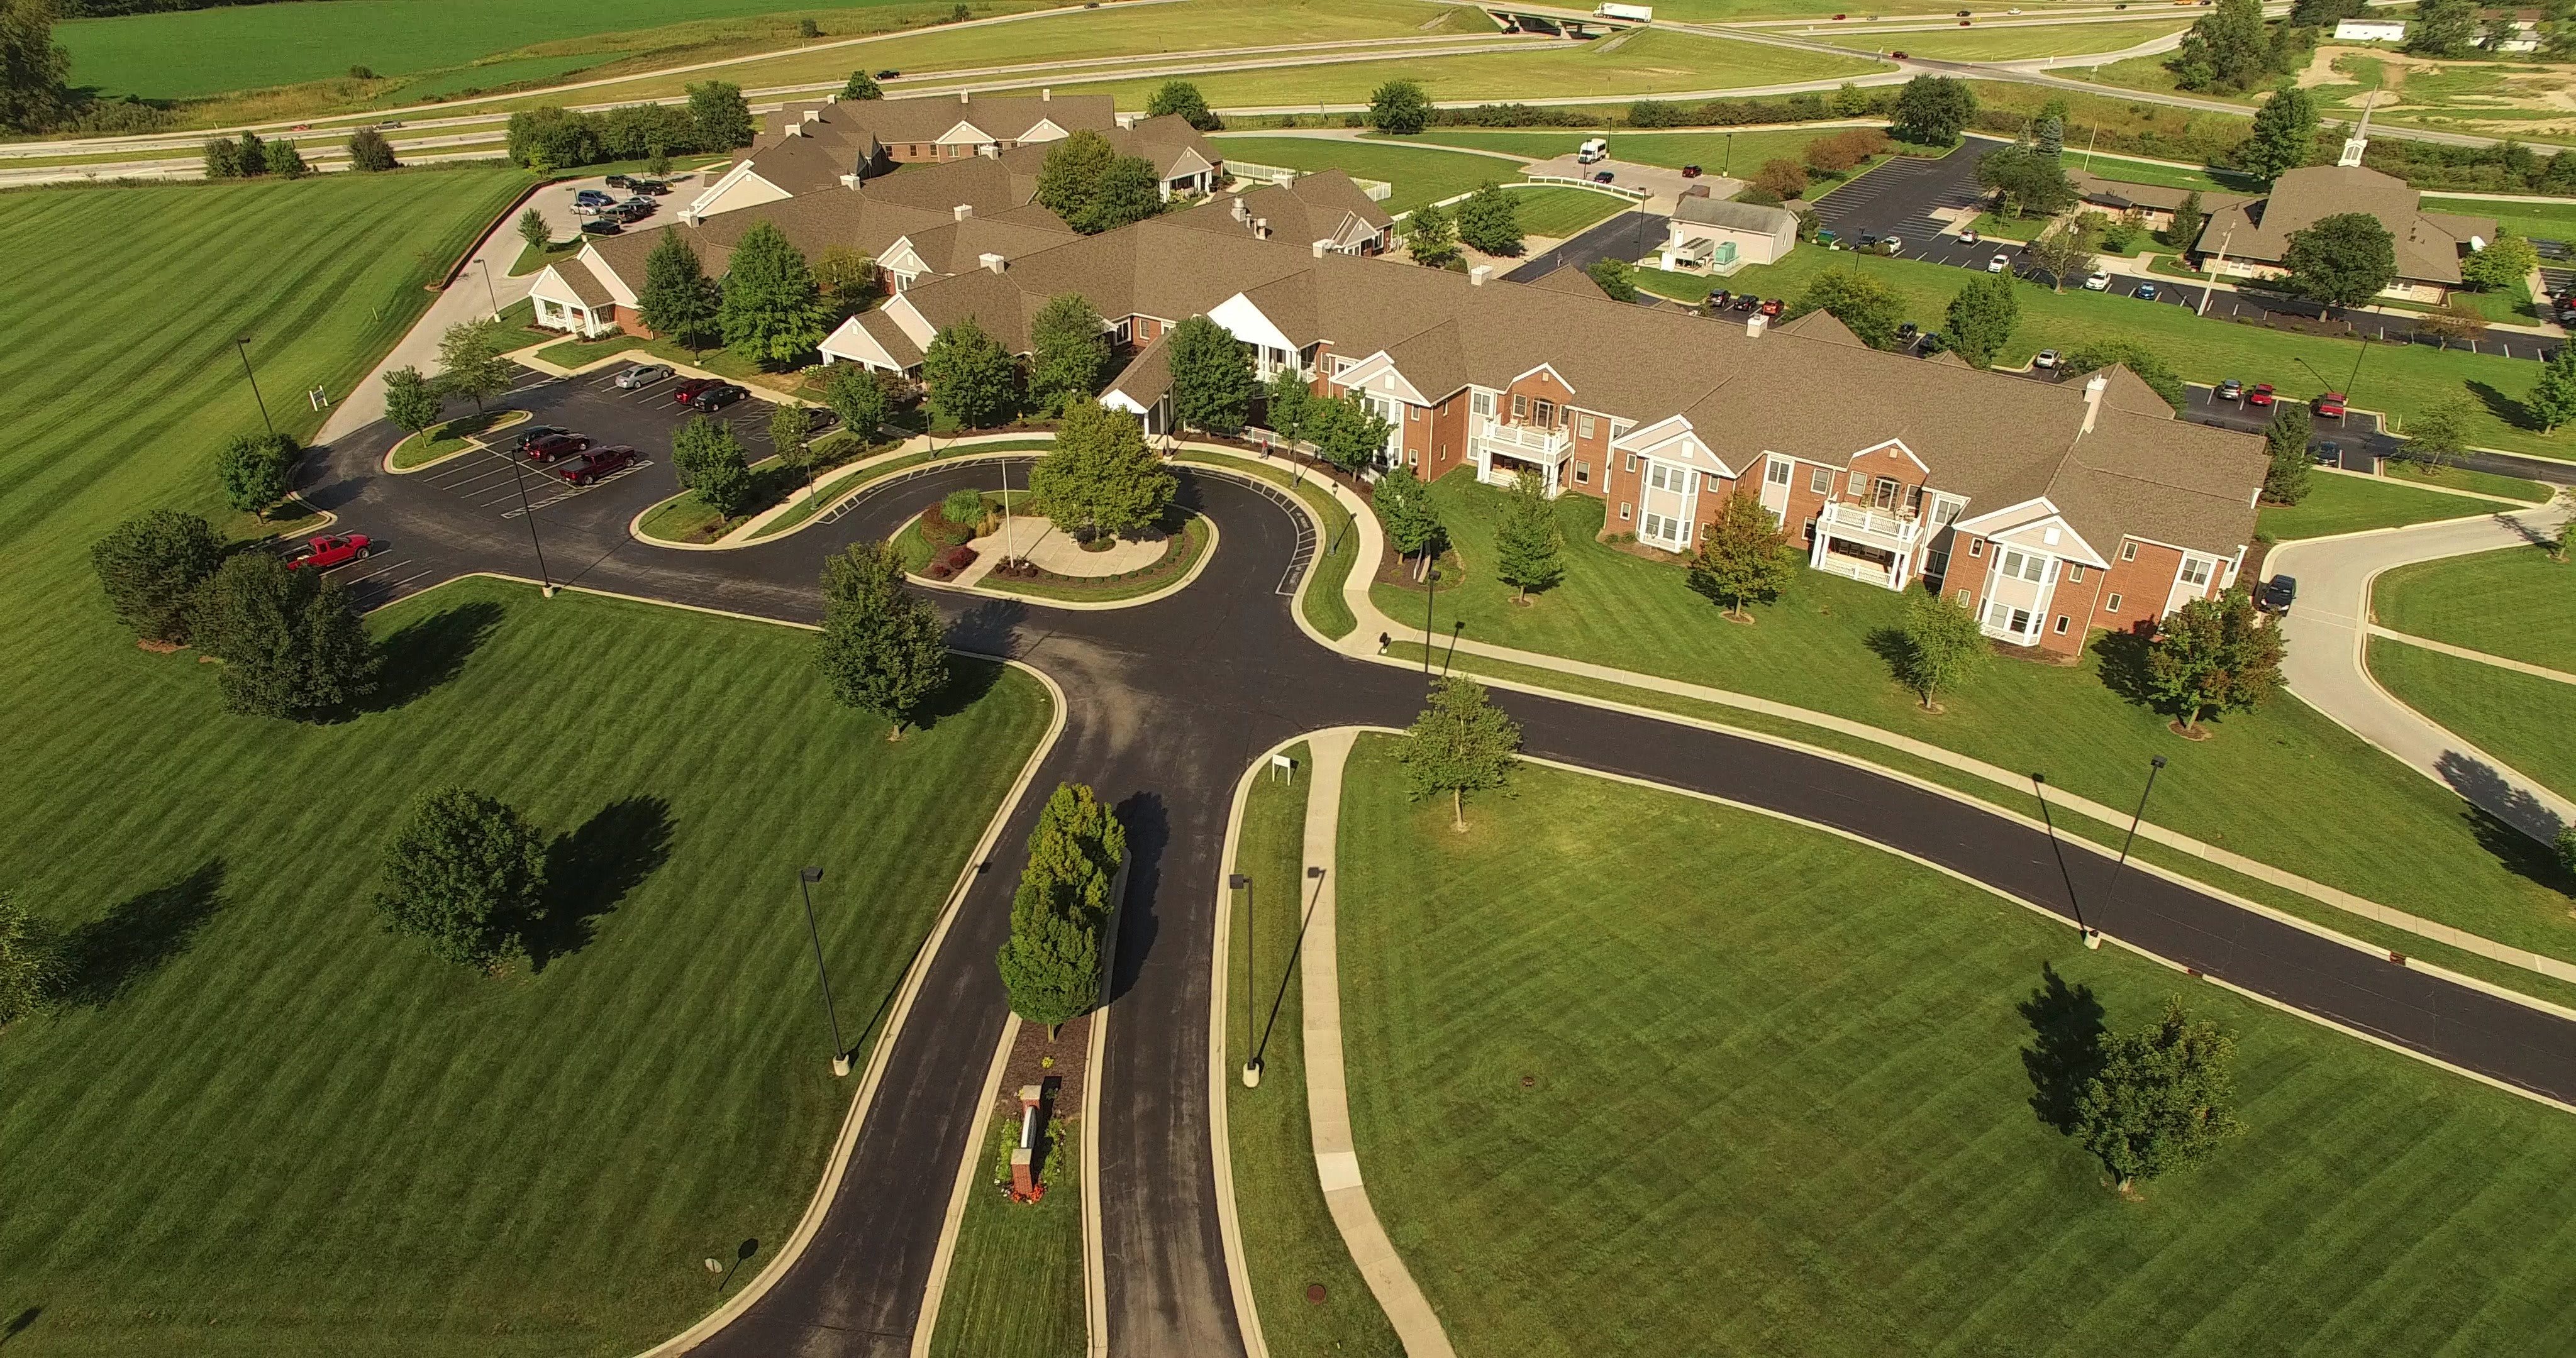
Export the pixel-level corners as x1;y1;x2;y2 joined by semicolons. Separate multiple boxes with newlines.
2068;168;2251;218
2197;165;2495;285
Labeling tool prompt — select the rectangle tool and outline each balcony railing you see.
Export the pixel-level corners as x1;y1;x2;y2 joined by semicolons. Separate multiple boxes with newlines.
1474;419;1570;461
1818;500;1921;548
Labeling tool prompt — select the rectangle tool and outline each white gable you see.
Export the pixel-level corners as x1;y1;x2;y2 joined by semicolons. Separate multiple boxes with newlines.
1205;292;1297;356
1614;417;1737;480
1953;497;2058;538
686;161;792;219
1020;118;1070;143
819;315;908;372
1506;361;1575;395
934;119;994;145
526;264;587;311
1166;147;1214;179
879;238;930;280
884;293;937;350
1987;511;2108;568
1336;351;1429;408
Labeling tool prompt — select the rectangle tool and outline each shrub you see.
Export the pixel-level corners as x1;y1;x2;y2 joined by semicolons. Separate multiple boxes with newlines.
938;544;978;573
941;488;988;528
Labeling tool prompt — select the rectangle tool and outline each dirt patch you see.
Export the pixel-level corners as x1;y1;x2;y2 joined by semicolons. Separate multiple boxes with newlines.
1376;541;1465;591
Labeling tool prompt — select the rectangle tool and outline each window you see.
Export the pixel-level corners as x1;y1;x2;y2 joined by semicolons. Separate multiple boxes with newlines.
1957;588;1972;605
1575;461;1591;484
1409;406;1421;422
1766;458;1791;487
1706;472;1723;491
2053;616;2070;635
1533;399;1555;426
2121;541;2138;561
1512;394;1529;421
2106;592;2123;612
1810;466;1834;495
2068;565;2084;583
1904;485;1923;516
2021;553;2046;583
1931;497;1960;527
1802;516;1818;541
1578;413;1597;439
1643;512;1668;540
1113;318;1131;343
1926;548;1948;577
1473;390;1494;417
1624;454;1638;474
1873;477;1899;511
1620;503;1632;521
2002;549;2024;578
2179;556;2212;587
1968;539;1983;557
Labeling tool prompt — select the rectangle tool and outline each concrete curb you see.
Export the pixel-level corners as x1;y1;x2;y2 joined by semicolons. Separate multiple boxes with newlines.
380;407;532;476
911;1013;1023;1358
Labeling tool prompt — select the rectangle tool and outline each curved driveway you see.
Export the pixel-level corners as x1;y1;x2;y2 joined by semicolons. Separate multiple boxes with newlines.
309;376;2576;1357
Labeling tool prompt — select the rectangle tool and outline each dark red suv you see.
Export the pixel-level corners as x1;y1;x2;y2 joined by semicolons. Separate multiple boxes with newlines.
555;445;638;485
670;378;719;405
523;432;591;463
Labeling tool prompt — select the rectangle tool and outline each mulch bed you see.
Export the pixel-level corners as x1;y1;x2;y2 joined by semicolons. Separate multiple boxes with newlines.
996;1012;1090;1119
1375;541;1464;592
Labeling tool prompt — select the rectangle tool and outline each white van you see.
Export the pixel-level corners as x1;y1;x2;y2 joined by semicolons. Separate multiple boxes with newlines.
1577;138;1608;164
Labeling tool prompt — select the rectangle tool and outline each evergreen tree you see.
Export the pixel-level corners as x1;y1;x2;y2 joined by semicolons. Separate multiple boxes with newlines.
383;365;441;436
1687;491;1799;621
0;892;62;1029
1027;400;1174;539
2033;100;2067;158
517;206;551;254
1945;273;2021;370
826;362;894;441
1026;292;1110;414
686;79;754;149
1493;472;1565;600
1145;79;1219;131
719;219;831;368
1373;465;1443;579
841;70;882;100
1453;182;1524;256
1367;79;1431;136
1404;201;1461;268
1396;675;1522;831
814;540;951;736
372;787;549;971
2261;403;2312;505
1890;75;1975;145
2168;190;2205;250
435;317;514;412
1165;314;1255;436
2239;84;2319;182
922;317;1019;429
2526;341;2576;435
1897;588;1987;710
994;783;1125;1033
214;431;296;516
670;416;753;517
346;127;399;171
1788;266;1906;348
2144;586;2283;734
91;508;223;646
638;229;721;353
192;553;379;720
2074;998;2243;1191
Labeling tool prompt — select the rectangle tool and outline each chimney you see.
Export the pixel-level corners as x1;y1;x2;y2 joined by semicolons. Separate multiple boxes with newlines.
1042;87;1052;102
1252;216;1268;240
1313;238;1330;258
1469;264;1492;287
1746;312;1766;339
786;122;803;137
803;108;821;123
2081;373;2107;434
1231;197;1248;222
980;252;1007;273
953;203;974;221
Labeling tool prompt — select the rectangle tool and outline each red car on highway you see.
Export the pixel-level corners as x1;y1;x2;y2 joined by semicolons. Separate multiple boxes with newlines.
283;534;372;570
522;432;591;463
2312;390;2347;418
2246;382;2275;408
554;445;638;485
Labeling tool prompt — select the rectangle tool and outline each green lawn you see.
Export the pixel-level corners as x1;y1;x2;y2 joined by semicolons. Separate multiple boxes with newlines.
2072;153;2264;195
0;169;1058;1355
928;1112;1087;1358
2258;471;2512;540
1811;16;2193;60
2386;458;2554;503
1500;184;1632;239
1374;475;2576;969
1331;739;2576;1355
2370;637;2576;803
1211;136;1523;215
511;236;584;278
2373;541;2576;671
1649;248;2576;460
1052;30;1888;118
1390;126;1869;177
1223;742;1406;1358
2423;194;2576;245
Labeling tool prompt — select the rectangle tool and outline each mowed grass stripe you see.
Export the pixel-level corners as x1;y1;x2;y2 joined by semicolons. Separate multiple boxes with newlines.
1331;740;2576;1356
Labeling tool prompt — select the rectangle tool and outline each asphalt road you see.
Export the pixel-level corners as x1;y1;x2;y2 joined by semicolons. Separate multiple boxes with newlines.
1504;203;1672;286
307;373;2576;1355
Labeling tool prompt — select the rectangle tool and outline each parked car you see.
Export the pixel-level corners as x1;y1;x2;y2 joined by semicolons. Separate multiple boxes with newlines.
580;218;623;236
1680;163;1702;178
1702;289;1732;314
671;378;719;404
515;426;570;450
282;534;372;571
1987;252;2010;274
691;382;748;412
1898;322;1920;343
618;197;655;218
1592;169;1615;184
1758;297;1784;317
1877;235;1902;253
574;188;614;206
2259;574;2297;615
1958;227;1980;244
1959;19;1971;25
615;363;674;389
631;179;670;196
523;433;592;463
1814;228;1840;248
798;407;841;434
2312;390;2347;418
604;175;635;190
555;446;638;485
1731;293;1759;312
2246;382;2275;407
2312;439;2343;466
2083;270;2111;290
2133;282;2159;301
2033;348;2059;368
1889;48;1909;57
2218;378;2243;400
375;120;404;130
1854;233;1880;249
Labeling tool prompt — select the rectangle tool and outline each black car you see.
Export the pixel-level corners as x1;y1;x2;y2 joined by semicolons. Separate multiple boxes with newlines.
631;179;670;196
580;218;622;236
2259;574;2297;615
515;425;571;451
1897;321;1919;343
1731;294;1758;312
875;68;901;79
691;382;748;412
2311;439;2343;466
1702;289;1731;312
604;174;634;190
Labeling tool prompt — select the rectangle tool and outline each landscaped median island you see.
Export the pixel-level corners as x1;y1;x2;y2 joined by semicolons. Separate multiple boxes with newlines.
928;1046;1088;1358
1328;737;2576;1355
387;406;530;470
1378;475;2576;975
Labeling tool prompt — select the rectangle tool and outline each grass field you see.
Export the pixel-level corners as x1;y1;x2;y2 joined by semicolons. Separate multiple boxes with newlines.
1211;135;1523;214
2072;152;2264;195
2373;540;2576;671
1501;184;1632;238
2424;194;2576;245
1331;739;2576;1355
1809;17;2193;60
2257;470;2513;539
2370;637;2576;802
1372;475;2576;969
1638;248;2576;460
1046;29;1889;114
928;1112;1087;1358
1385;126;1875;175
1222;742;1406;1358
0;168;1058;1355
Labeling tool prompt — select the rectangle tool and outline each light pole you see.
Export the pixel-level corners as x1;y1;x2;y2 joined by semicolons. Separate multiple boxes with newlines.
2102;756;2166;944
1248;865;1326;1077
472;257;502;321
2195;226;2233;316
506;455;556;597
1232;873;1258;1087
234;336;275;438
1721;131;1734;178
2028;772;2094;947
1421;564;1436;677
798;866;850;1077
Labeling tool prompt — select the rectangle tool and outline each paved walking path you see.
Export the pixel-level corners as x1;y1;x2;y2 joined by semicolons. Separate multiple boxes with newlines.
2372;625;2576;688
2272;502;2576;844
1294;729;1457;1358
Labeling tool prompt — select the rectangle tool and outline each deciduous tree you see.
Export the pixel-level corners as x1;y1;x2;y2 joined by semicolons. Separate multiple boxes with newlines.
1035;129;1116;223
517;206;550;254
1077;154;1163;233
686;79;754;150
0;0;74;136
2460;226;2538;292
1028;400;1173;539
1368;79;1431;136
0;892;62;1028
383;365;441;436
1975;142;2075;218
825;362;894;440
1494;472;1564;599
1685;490;1798;621
1145;79;1219;131
2238;83;2319;182
671;416;753;517
638;230;721;353
840;70;882;100
1305;389;1394;475
1397;674;1522;831
372;787;548;971
1026;292;1110;415
1945;272;2021;370
2261;402;2312;504
346;126;399;171
1890;75;1975;146
811;244;878;317
2169;0;2291;93
923;317;1018;429
1261;367;1313;444
2144;586;2282;734
214;431;296;516
1166;314;1254;436
2029;221;2096;293
435;317;514;412
2409;0;2479;56
1897;588;1986;710
1453;182;1523;256
1752;157;1809;201
2074;998;2243;1191
263;138;307;178
1372;464;1443;578
994;783;1124;1033
2414;299;2489;349
1789;265;1906;348
770;399;814;485
815;539;950;736
2525;340;2576;434
191;553;378;720
1404;201;1460;268
720;219;831;368
91;508;223;646
2400;393;2475;466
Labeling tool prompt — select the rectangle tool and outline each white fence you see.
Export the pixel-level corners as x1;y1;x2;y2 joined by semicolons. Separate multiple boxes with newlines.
1516;174;1650;201
1224;161;1394;201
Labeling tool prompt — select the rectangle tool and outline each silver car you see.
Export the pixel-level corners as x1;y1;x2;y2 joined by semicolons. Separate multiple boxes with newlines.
614;363;673;390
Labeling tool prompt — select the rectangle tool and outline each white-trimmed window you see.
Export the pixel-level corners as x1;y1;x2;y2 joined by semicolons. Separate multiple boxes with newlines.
1620;502;1632;521
2121;541;2138;561
2179;555;2213;587
1574;461;1591;484
1624;454;1639;474
1705;472;1723;491
2054;615;2070;634
2106;592;2123;612
2068;565;2084;583
1810;466;1834;495
1766;458;1791;487
1968;539;1984;557
1578;413;1597;439
1931;496;1960;526
1533;399;1556;426
1472;390;1495;418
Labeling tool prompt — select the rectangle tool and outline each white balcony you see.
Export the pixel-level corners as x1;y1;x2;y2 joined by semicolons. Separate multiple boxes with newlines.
1472;418;1570;463
1818;500;1921;551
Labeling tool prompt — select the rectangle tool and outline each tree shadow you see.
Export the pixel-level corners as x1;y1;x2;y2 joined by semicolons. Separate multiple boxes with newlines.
1862;625;1912;687
1106;791;1167;1006
2435;751;2572;890
909;651;1004;734
364;601;505;713
0;1306;39;1350
2089;625;2158;709
53;861;226;1010
2466;380;2533;433
2018;963;2106;1136
944;597;1028;662
528;795;674;970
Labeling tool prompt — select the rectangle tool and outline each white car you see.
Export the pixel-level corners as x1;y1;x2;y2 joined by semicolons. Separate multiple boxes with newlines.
1959;227;1980;244
1987;253;2011;274
2033;349;2059;369
2083;270;2111;291
1879;235;1902;254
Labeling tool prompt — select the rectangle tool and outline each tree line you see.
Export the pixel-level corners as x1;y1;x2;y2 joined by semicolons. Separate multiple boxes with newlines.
504;82;755;174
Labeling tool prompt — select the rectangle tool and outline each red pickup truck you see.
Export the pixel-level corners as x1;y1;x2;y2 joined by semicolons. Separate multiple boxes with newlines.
283;534;372;571
554;446;638;485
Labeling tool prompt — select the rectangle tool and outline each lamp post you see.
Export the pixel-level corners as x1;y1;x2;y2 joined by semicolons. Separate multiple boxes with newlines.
1721;131;1734;178
2101;756;2166;944
1248;865;1326;1076
798;866;850;1077
1421;564;1436;677
1232;873;1258;1087
472;257;502;321
2028;772;2095;947
234;336;275;437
